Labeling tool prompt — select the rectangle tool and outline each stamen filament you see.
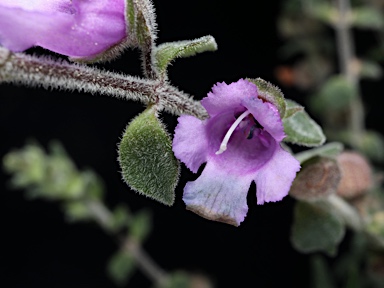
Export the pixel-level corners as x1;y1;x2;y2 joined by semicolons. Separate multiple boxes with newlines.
215;110;251;155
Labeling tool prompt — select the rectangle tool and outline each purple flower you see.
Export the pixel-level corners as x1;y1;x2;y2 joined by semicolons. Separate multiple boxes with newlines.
173;79;300;226
0;0;126;58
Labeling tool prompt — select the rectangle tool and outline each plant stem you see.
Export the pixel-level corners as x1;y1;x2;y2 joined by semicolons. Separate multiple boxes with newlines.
326;194;364;231
86;200;169;286
334;0;365;144
0;47;208;120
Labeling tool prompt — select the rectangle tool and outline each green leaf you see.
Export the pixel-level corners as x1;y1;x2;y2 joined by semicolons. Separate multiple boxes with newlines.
295;142;344;163
310;255;336;288
111;205;132;232
125;0;157;46
247;78;286;118
284;99;304;118
107;251;136;286
283;106;326;147
359;60;382;80
130;209;152;243
63;201;91;222
351;7;384;30
158;271;191;288
291;201;346;256
312;75;357;114
310;2;336;25
118;107;180;205
154;36;217;77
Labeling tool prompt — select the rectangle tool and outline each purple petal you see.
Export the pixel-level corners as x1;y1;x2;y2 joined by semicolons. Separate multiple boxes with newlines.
183;161;252;226
201;79;258;116
254;145;300;204
172;115;208;173
0;0;126;58
243;96;286;142
205;111;276;175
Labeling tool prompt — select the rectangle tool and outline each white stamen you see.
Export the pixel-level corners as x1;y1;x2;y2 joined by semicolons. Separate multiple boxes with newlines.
215;110;251;155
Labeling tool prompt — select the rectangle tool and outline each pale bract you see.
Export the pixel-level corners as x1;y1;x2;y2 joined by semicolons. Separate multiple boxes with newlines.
0;0;126;58
173;79;301;226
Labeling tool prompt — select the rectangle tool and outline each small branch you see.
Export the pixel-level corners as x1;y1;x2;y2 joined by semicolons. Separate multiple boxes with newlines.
124;238;168;286
0;47;208;119
86;200;169;286
334;0;365;143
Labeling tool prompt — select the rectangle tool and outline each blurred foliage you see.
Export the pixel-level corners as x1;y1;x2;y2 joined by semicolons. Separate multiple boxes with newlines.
2;142;200;287
279;0;384;286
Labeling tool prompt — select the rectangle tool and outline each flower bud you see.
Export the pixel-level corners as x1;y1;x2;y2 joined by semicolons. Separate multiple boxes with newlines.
289;157;341;201
336;151;373;199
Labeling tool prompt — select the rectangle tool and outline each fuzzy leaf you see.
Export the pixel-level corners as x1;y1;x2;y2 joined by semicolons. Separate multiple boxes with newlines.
154;36;217;77
284;99;304;118
107;251;135;286
125;0;157;46
291;201;345;256
295;142;344;163
283;107;325;147
247;78;286;118
118;107;180;205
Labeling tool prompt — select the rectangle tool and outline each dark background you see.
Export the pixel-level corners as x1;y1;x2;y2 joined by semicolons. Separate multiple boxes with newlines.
1;0;382;287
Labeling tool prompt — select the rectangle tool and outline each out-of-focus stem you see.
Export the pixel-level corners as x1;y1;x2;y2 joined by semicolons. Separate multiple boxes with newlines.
86;200;169;286
326;194;364;231
334;0;365;144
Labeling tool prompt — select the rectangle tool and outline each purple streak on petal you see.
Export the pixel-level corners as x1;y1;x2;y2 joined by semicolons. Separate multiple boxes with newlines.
206;111;276;175
201;79;258;116
254;145;300;204
243;96;286;142
183;161;252;226
0;0;126;57
172;115;208;173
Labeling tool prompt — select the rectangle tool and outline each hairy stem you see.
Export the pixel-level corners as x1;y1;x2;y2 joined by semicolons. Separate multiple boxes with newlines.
86;200;169;286
334;0;365;143
0;47;208;119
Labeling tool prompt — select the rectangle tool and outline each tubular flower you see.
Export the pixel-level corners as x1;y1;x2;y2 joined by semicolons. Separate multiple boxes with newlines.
173;79;300;226
0;0;126;58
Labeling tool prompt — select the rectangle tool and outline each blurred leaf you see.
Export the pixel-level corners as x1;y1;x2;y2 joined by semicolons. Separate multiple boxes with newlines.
63;201;91;222
310;255;336;288
358;131;384;163
111;205;132;232
107;251;136;286
310;2;336;25
118;107;180;206
248;78;286;118
291;201;346;256
284;99;304;118
359;60;382;80
283;107;326;147
158;271;191;288
351;7;384;30
312;75;357;114
295;142;344;163
130;209;152;243
154;36;217;77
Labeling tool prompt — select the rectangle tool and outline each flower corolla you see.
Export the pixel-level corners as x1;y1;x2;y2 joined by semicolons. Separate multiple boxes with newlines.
173;79;301;226
0;0;126;58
